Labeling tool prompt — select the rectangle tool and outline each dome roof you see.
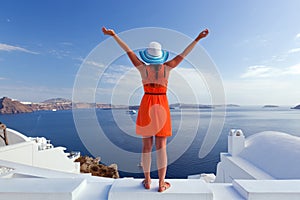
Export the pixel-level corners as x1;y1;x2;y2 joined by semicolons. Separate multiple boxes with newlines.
239;131;300;179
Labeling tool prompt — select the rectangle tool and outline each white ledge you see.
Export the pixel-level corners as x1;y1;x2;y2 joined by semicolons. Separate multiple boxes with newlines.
233;179;300;200
0;178;86;200
108;178;213;200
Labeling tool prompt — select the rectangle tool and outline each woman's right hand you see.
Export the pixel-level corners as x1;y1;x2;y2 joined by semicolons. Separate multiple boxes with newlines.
102;27;116;36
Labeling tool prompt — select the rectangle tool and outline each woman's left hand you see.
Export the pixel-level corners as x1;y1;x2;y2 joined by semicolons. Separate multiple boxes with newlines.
197;29;209;41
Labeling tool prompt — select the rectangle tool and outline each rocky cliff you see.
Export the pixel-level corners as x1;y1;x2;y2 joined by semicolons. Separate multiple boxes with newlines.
0;97;34;114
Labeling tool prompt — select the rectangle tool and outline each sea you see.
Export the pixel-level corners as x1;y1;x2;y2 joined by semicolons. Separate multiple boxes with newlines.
1;106;300;179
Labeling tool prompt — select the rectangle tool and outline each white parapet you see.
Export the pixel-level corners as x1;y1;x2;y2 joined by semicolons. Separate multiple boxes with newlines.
108;178;213;200
0;128;31;146
228;129;245;156
0;178;86;200
0;128;80;173
233;179;300;200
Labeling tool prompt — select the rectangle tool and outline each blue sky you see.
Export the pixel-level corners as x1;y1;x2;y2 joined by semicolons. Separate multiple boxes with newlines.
1;0;300;105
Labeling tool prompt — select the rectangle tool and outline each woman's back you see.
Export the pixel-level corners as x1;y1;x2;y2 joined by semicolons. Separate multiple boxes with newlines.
138;64;172;90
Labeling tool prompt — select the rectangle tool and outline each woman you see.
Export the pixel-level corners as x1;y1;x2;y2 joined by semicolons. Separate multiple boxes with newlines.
102;27;209;192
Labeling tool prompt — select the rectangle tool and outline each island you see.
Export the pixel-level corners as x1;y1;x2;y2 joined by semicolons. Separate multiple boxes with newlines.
226;104;240;107
291;104;300;109
169;103;214;109
263;105;279;108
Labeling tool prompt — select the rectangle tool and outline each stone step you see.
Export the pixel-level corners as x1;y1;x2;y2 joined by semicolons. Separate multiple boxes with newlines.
208;183;245;200
233;180;300;200
0;178;86;200
75;181;113;200
108;178;213;200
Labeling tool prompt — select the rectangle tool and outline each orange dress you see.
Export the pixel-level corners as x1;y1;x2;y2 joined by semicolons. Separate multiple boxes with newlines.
136;64;172;137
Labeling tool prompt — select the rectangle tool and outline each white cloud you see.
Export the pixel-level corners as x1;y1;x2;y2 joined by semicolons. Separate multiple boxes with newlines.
75;62;300;105
223;78;300;105
85;60;105;68
0;43;38;54
94;63;135;85
99;68;141;105
241;65;277;78
74;60;106;81
288;48;300;54
241;64;300;78
0;85;72;102
0;77;7;80
271;54;288;62
60;42;73;46
168;67;222;104
235;34;270;48
235;63;300;105
266;47;300;63
48;48;72;59
283;64;300;75
296;33;300;39
95;66;220;105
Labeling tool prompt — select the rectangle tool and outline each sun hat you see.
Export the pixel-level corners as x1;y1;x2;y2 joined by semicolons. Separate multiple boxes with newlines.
139;42;169;64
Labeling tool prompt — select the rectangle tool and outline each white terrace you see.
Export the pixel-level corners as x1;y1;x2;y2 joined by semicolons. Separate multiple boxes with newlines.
0;127;300;199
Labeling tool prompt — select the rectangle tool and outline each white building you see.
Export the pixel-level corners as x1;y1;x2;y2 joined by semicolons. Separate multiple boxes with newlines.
0;127;299;199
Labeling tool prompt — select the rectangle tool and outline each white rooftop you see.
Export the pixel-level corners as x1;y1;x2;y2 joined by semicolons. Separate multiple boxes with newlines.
239;131;300;179
0;178;86;200
108;178;213;200
1;128;300;199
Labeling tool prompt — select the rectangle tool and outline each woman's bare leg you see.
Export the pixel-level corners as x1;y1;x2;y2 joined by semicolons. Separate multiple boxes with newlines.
155;136;169;190
142;136;153;186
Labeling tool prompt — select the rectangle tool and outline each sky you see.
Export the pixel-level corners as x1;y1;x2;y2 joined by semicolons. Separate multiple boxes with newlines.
1;0;300;105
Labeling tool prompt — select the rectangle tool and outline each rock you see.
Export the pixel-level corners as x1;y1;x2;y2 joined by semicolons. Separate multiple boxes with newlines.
0;97;34;114
291;105;300;109
75;155;119;179
263;105;279;108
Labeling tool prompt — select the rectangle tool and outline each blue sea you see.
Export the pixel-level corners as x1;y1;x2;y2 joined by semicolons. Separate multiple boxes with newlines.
1;106;300;178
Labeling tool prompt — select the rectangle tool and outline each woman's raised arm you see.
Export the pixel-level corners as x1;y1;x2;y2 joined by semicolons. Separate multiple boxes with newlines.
102;27;144;67
165;29;209;68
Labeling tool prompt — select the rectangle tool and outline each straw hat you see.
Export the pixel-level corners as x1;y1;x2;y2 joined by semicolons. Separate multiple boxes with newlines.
139;42;169;64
